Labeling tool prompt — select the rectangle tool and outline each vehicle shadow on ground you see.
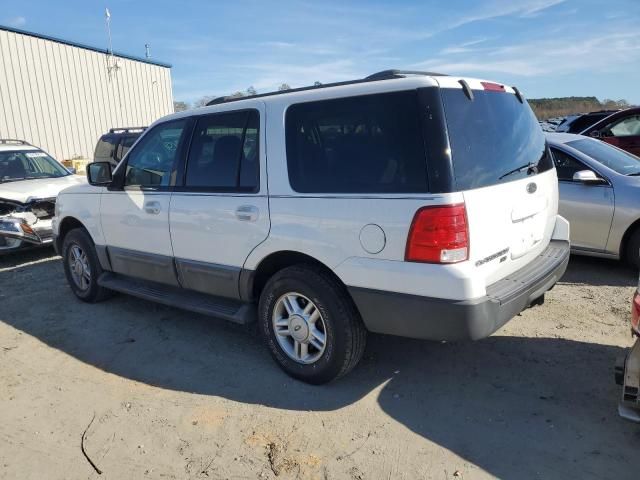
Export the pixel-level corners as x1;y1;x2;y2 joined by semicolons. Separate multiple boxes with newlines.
562;254;637;288
1;251;638;479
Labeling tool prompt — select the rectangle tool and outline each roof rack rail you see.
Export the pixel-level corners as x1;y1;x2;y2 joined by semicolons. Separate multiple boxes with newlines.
364;69;447;80
206;96;233;106
204;68;447;106
108;127;147;134
0;139;31;146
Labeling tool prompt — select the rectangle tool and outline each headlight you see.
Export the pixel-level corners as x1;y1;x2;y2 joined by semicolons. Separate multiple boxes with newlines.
0;219;21;233
0;218;40;243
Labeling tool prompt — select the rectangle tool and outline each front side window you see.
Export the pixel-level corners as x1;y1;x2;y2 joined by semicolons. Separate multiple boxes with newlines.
0;150;69;182
125;120;187;187
185;110;259;191
551;147;589;181
286;91;429;193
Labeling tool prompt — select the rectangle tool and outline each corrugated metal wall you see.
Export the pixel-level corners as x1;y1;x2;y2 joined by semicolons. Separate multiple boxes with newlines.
0;28;173;161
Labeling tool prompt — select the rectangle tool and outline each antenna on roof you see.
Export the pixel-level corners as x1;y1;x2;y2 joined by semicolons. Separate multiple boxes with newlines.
104;7;119;77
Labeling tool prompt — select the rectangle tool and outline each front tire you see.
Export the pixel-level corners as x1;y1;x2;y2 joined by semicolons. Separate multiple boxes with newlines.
258;264;367;384
62;228;113;303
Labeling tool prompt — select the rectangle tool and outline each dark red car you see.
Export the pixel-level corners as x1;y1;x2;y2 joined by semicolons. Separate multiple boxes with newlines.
581;107;640;157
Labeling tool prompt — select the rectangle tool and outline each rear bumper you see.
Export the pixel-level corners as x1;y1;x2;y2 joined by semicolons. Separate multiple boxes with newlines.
616;339;640;423
349;240;570;341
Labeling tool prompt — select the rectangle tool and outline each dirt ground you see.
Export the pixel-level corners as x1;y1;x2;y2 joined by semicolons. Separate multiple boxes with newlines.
1;248;639;480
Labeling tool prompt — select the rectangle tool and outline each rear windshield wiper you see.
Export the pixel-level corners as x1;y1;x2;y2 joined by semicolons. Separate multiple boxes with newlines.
499;163;538;180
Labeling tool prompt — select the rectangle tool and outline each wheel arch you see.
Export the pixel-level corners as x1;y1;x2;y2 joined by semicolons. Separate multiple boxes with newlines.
245;250;349;302
620;217;640;262
56;216;88;252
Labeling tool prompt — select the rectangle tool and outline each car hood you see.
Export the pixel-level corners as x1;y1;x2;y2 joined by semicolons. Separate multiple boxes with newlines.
0;175;86;203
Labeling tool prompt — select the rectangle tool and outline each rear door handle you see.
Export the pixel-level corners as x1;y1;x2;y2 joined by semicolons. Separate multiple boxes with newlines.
144;201;161;215
236;205;259;222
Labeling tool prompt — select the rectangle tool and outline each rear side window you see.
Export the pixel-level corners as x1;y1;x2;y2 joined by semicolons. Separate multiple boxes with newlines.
117;136;138;162
286;91;429;193
94;136;116;162
442;89;553;191
185;110;259;191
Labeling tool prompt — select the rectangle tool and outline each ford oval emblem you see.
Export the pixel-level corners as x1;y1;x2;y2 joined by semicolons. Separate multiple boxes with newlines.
526;182;537;194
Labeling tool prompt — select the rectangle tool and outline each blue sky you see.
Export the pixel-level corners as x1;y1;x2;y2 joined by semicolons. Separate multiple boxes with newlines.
2;0;639;104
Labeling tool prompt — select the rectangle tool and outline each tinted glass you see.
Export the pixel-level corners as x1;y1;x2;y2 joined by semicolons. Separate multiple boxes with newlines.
0;150;69;182
117;136;138;161
568;138;640;175
240;112;259;189
567;113;611;134
125;120;186;187
442;89;553;190
286;91;428;193
551;148;588;181
94;136;116;162
185;110;259;191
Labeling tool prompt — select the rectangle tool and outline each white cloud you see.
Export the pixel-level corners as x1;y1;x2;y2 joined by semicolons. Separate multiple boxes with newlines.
7;16;26;28
446;0;566;30
415;31;640;78
439;37;491;55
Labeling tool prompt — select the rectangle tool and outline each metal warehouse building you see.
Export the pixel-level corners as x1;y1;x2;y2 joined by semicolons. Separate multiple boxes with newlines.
0;25;173;161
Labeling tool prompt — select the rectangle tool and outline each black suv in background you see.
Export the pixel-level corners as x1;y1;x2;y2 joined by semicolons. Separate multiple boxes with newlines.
555;110;619;134
93;127;146;166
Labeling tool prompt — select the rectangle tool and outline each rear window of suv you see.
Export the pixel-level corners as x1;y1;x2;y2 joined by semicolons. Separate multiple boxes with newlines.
441;88;553;191
286;91;429;193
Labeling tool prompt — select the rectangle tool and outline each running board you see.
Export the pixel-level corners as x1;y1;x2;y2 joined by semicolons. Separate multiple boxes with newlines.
98;272;255;325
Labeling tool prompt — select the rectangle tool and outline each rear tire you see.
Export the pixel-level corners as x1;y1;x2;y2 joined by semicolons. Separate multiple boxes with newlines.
626;227;640;269
258;264;367;384
62;228;113;303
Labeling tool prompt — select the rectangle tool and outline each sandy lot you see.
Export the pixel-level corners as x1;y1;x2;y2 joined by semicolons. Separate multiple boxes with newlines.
1;248;639;479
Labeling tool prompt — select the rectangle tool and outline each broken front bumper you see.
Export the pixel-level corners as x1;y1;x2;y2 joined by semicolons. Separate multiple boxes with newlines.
616;338;640;423
0;217;54;252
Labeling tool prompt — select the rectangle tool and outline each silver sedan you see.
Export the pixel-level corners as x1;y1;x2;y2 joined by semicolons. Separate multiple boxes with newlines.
546;132;640;267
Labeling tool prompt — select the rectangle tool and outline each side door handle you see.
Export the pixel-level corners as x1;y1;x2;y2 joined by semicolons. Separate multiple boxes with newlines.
235;205;259;222
144;200;161;215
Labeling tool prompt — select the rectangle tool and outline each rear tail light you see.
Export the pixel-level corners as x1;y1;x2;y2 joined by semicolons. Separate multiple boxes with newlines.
405;204;469;264
632;290;640;334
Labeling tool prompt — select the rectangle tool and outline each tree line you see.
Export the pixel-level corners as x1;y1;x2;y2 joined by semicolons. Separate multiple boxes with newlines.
174;83;302;112
528;96;631;121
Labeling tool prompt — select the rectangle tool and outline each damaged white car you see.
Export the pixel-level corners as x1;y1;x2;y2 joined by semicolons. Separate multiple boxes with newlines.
0;140;84;254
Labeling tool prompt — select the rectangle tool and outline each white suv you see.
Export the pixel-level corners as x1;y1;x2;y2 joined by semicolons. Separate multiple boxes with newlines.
53;70;570;384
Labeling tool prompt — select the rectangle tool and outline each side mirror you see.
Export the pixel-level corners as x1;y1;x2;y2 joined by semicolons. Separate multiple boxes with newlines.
589;130;601;138
87;162;113;186
573;170;605;184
